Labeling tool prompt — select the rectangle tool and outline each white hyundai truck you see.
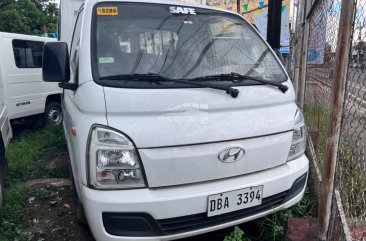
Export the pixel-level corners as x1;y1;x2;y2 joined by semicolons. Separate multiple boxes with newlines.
42;0;309;240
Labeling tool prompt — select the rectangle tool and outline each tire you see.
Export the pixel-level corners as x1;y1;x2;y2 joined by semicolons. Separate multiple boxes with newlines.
72;177;88;225
44;102;63;125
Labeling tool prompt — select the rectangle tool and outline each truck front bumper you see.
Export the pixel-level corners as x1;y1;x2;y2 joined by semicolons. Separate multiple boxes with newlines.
81;155;309;241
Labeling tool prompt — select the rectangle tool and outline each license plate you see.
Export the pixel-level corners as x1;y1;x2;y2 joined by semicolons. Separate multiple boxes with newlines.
207;186;263;217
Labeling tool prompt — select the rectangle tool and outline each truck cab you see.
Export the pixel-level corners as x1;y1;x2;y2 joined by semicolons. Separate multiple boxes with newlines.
43;1;309;240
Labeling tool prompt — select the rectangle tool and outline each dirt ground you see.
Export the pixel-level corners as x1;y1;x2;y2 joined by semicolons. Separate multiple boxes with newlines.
24;185;95;241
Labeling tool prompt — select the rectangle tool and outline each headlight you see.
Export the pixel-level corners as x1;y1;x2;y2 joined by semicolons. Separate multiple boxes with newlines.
287;108;307;161
88;126;146;189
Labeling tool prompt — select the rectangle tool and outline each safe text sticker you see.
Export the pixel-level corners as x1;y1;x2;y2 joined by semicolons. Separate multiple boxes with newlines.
97;7;118;16
169;6;196;15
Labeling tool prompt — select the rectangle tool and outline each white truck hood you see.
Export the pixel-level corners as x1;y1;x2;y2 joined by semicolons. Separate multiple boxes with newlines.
103;83;298;187
104;83;297;148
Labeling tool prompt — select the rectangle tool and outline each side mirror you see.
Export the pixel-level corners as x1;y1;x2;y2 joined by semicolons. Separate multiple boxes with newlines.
42;42;70;82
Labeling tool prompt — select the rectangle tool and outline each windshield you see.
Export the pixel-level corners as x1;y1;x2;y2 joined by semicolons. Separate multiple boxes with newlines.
92;3;287;87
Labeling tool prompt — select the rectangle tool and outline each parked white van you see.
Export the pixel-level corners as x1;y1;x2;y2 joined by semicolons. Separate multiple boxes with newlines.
0;59;12;208
0;32;62;125
43;1;309;240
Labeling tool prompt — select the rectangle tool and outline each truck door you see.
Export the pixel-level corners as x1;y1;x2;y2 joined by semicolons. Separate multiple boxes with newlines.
63;8;83;180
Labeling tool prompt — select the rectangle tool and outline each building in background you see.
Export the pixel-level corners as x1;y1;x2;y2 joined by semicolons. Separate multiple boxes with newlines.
207;0;291;55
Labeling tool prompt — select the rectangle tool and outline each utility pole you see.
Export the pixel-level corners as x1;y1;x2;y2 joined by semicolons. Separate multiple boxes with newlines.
318;0;356;240
267;0;282;49
237;0;241;14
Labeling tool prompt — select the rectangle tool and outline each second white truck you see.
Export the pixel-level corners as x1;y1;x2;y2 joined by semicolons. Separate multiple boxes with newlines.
0;32;62;125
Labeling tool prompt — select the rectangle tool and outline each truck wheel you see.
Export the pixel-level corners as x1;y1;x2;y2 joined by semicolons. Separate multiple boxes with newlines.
44;102;63;125
72;178;88;225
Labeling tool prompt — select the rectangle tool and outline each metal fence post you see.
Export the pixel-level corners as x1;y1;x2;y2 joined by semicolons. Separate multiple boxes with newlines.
293;0;305;101
317;0;356;240
298;0;311;110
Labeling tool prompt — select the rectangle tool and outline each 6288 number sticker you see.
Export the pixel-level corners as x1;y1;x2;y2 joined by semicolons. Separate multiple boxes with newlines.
97;7;118;16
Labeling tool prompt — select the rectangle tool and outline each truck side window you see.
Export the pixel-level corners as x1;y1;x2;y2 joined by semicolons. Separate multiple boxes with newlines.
12;40;44;68
70;10;83;65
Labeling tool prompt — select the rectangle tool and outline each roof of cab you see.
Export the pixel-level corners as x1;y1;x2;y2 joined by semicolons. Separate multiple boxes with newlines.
0;32;56;41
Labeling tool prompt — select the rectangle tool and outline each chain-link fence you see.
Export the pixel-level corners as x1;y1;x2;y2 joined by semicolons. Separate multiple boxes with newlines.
339;0;366;223
295;0;366;239
303;0;339;171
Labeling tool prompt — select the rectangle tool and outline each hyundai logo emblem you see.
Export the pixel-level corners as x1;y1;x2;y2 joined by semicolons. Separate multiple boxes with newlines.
218;147;245;163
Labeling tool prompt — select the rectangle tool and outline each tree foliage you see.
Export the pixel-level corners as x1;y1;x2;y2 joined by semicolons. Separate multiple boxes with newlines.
0;0;58;35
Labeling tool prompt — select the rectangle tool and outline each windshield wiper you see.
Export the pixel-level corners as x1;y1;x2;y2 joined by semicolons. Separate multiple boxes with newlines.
192;72;288;93
230;72;288;93
100;73;240;98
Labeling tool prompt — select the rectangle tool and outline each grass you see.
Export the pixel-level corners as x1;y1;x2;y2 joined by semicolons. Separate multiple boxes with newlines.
337;144;366;221
0;183;32;241
303;103;329;170
224;226;251;241
6;125;67;182
0;125;67;241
